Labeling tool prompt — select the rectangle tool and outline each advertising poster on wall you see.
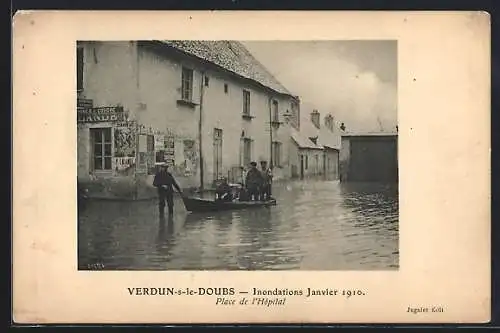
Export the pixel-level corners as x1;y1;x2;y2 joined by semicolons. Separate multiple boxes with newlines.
136;134;148;174
164;135;175;167
183;139;197;176
154;134;164;152
154;134;165;163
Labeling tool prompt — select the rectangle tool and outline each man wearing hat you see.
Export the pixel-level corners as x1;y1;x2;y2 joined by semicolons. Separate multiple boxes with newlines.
245;161;263;201
215;176;233;202
260;160;273;201
153;162;183;216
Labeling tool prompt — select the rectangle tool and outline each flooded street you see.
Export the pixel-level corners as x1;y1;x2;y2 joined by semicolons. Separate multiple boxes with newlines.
78;180;399;270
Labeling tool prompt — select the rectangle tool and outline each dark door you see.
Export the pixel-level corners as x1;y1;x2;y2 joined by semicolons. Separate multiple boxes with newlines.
323;152;327;179
333;150;339;180
300;155;304;180
349;137;398;182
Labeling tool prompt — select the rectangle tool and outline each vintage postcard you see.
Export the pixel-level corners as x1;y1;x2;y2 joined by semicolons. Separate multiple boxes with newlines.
12;11;490;324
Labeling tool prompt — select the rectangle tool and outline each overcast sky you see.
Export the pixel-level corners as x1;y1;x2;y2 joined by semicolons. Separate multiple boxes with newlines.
242;41;397;133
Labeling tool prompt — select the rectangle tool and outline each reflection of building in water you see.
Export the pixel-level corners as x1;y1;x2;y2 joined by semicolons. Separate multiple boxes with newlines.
76;41;302;199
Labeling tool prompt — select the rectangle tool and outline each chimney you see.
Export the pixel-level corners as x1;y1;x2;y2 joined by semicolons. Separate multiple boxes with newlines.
311;110;320;129
324;114;334;131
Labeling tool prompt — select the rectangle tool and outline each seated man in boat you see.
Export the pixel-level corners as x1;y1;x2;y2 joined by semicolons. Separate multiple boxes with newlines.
215;177;233;202
245;161;263;201
226;182;243;202
236;185;250;202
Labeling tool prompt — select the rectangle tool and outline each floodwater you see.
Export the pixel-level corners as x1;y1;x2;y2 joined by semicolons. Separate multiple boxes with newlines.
78;180;399;270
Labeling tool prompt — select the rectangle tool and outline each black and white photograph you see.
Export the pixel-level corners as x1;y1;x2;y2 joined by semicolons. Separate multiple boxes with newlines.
77;40;398;271
13;10;491;324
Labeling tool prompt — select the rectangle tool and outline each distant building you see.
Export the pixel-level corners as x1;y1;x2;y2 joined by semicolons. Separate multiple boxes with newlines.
340;132;398;182
290;128;323;179
290;109;341;180
77;40;301;199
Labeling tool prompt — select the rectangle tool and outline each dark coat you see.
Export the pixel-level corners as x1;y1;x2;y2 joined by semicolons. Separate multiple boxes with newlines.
153;170;181;193
245;167;263;187
261;167;273;184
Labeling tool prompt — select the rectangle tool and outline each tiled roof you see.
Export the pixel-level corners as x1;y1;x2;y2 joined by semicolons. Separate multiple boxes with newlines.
318;128;341;150
158;40;293;96
299;117;341;150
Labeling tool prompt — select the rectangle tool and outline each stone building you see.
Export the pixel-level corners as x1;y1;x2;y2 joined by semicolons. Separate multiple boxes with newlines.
76;41;301;199
289;109;341;180
290;127;324;179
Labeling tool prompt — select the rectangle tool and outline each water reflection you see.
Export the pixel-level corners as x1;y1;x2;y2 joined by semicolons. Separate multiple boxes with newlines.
236;208;275;270
155;215;175;260
79;180;399;270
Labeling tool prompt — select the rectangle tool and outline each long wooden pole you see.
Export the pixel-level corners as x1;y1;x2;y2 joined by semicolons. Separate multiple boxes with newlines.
198;71;205;191
134;42;140;200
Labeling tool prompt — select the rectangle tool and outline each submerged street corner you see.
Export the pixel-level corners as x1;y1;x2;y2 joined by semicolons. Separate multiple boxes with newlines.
78;180;398;270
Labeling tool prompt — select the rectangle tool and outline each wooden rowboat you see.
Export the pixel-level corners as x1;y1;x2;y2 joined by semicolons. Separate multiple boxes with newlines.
182;196;277;213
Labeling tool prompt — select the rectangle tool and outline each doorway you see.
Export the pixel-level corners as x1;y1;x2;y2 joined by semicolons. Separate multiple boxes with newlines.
324;153;328;179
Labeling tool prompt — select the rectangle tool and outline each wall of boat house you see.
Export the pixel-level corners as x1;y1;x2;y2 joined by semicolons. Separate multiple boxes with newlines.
77;41;300;199
339;134;398;182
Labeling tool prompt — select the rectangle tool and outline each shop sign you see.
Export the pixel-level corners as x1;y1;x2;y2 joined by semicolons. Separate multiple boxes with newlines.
77;106;126;123
77;98;94;109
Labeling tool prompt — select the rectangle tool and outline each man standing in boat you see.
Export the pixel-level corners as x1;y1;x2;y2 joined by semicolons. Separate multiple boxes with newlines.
245;161;263;201
153;162;183;216
260;160;273;201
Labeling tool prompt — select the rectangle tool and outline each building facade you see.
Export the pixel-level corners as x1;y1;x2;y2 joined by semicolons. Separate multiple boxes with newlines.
76;41;301;199
289;109;341;180
339;133;398;182
290;128;324;179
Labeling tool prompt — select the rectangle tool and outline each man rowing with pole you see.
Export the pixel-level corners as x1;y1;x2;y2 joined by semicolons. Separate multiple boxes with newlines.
153;162;183;216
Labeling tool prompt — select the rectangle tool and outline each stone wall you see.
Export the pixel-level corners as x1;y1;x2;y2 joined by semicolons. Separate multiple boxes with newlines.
79;173;201;201
77;41;300;199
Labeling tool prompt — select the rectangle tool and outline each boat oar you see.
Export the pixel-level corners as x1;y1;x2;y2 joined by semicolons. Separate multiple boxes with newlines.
179;191;187;209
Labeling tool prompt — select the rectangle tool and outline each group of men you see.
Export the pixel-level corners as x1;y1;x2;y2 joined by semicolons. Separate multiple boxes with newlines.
215;160;274;202
244;160;274;201
152;159;274;216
